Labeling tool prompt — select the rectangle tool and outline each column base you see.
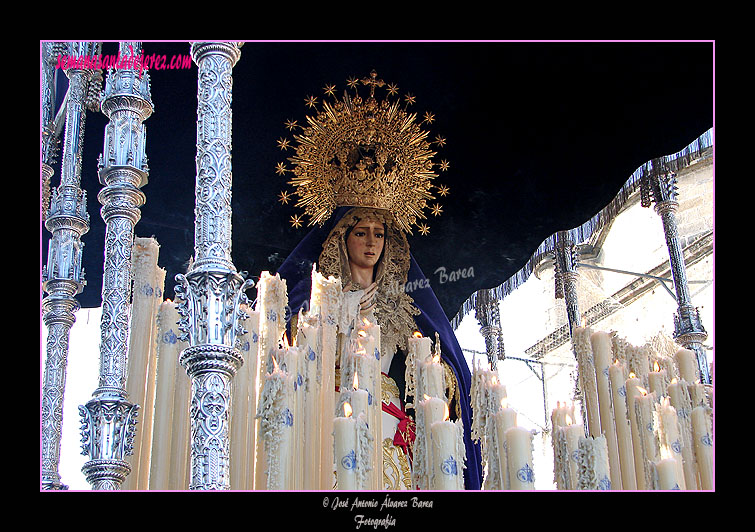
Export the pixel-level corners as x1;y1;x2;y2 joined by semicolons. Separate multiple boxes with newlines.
81;459;131;490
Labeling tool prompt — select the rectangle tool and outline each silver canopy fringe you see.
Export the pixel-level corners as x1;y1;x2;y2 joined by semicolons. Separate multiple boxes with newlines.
450;128;713;330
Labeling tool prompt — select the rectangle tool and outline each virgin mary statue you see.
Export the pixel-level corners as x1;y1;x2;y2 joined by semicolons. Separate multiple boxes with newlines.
272;71;482;490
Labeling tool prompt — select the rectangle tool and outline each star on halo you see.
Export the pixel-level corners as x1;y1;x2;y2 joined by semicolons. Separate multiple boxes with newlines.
431;204;443;216
278;190;291;204
304;95;318;108
404;93;416;106
387;83;399;96
417;223;430;236
323;84;336;97
284;119;299;131
434;134;447;147
423;111;435;124
436;184;450;197
290;214;303;228
438;160;450;172
275;162;288;176
277;137;291;151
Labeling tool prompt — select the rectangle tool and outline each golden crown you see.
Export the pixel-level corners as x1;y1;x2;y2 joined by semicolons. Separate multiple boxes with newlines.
276;70;450;235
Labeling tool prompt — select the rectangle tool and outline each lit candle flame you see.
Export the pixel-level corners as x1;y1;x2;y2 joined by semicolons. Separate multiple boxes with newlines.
281;332;292;349
501;397;508;410
344;402;353;418
581;317;587;328
653;361;661;372
670;377;678;384
358;329;368;338
432;352;441;364
362;317;371;327
272;355;280;372
423;394;431;401
413;331;423;338
629;372;637;379
637;386;648;396
491;375;498;386
353;373;359;389
565;414;573;426
443;401;450;422
660;443;672;460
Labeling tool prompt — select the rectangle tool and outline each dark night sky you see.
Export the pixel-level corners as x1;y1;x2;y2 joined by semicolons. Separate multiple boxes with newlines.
41;41;713;320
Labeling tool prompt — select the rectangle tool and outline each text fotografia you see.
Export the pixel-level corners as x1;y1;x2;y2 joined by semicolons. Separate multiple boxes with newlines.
55;49;191;75
324;494;434;529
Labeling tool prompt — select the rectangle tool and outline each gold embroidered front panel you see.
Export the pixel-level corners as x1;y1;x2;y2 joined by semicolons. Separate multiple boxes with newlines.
382;438;412;490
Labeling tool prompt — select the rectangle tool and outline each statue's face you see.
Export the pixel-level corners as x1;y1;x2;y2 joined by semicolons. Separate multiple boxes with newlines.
346;220;385;270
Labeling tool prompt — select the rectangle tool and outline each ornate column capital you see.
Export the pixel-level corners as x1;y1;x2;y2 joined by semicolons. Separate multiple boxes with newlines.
79;397;139;489
190;41;243;67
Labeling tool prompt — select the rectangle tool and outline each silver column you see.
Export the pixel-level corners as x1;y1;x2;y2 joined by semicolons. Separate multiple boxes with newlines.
642;162;710;384
474;288;505;369
41;41;100;490
553;231;581;336
79;42;152;490
174;42;253;490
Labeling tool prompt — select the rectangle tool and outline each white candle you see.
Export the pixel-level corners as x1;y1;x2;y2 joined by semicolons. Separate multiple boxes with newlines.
625;373;646;490
691;405;713;490
314;270;341;491
494;399;518;489
297;313;320;490
408;334;434;402
259;356;296;490
577;435;612;490
505;427;535;490
430;411;464;490
409;334;432;360
687;381;707;408
667;378;699;490
589;330;621;490
489;374;507;410
573;326;601;437
609;361;636;490
418;351;445;400
415;395;447;490
654;458;681;490
333;402;357;490
562;422;584;490
674;348;699;383
150;300;188;490
657;397;686;489
634;387;660;489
